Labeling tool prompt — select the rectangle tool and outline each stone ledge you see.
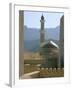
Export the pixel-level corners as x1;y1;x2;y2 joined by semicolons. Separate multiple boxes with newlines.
20;71;40;79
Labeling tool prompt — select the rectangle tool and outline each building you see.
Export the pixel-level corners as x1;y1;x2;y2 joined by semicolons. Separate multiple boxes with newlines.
60;15;64;68
40;41;59;68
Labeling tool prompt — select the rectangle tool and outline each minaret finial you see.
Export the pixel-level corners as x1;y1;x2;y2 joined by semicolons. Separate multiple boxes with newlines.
41;13;44;20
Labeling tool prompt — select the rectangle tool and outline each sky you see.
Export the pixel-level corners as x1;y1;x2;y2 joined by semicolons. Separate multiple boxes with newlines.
24;11;64;28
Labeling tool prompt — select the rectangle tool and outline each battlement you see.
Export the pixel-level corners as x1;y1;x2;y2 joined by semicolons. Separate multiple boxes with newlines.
24;64;64;78
38;67;64;78
37;67;64;71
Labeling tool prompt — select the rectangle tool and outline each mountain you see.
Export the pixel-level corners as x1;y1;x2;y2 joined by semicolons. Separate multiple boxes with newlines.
45;26;60;40
24;26;40;41
24;40;40;52
24;25;60;41
24;26;60;52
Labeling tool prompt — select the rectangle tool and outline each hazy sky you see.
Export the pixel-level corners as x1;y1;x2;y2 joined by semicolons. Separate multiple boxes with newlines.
24;11;64;28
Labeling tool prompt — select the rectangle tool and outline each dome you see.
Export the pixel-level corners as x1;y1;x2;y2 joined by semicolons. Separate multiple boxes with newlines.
41;14;44;20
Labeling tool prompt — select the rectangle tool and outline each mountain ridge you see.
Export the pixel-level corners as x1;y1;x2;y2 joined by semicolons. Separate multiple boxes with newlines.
24;25;60;41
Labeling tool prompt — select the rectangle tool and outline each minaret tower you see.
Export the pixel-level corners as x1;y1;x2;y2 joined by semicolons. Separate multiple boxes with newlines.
40;14;45;46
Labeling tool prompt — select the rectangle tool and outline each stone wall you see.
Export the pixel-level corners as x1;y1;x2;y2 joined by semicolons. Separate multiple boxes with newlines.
24;64;64;78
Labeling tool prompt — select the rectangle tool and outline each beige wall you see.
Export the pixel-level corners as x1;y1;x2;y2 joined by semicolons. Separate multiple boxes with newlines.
19;11;24;77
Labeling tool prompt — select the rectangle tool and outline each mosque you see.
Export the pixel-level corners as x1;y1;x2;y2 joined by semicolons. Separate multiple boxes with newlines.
40;14;64;68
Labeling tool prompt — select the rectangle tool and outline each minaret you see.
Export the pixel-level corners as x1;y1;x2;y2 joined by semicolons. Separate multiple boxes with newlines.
40;14;45;46
59;15;64;68
40;14;45;55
